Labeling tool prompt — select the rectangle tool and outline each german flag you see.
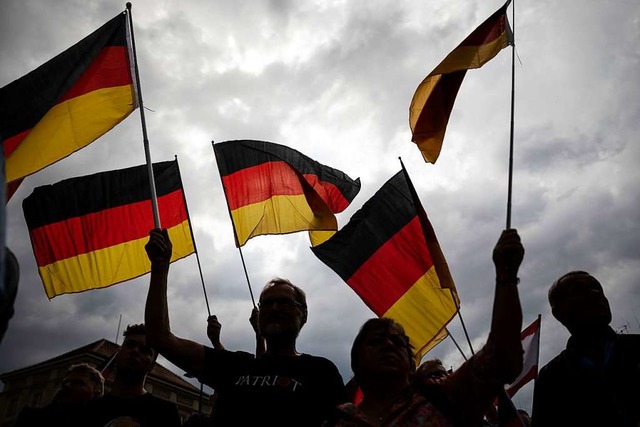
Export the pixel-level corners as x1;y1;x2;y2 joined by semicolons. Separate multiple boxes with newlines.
312;168;459;361
214;140;361;247
409;0;512;163
1;12;136;199
22;161;194;299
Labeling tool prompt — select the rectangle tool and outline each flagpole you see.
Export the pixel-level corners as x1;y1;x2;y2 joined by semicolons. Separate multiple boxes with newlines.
211;141;257;308
506;0;516;230
115;313;122;344
446;327;468;361
175;155;211;316
126;2;161;229
454;299;475;355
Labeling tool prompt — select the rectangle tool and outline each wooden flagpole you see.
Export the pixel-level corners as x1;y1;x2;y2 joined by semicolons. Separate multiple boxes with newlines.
126;3;161;229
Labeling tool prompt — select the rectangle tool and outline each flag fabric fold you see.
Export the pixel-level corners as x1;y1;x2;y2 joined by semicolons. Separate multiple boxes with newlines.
1;11;136;199
409;0;512;163
505;315;541;397
22;161;194;298
311;168;459;361
213;140;361;247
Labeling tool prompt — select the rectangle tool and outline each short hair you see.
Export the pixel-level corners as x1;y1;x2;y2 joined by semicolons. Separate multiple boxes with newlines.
123;323;146;337
548;270;599;308
417;358;448;381
67;363;104;397
122;323;157;360
350;318;415;380
260;278;307;309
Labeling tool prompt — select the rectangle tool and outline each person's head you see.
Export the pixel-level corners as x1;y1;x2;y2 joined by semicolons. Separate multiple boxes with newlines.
115;323;157;377
258;278;308;340
416;358;449;382
548;271;612;334
350;318;415;386
52;363;104;404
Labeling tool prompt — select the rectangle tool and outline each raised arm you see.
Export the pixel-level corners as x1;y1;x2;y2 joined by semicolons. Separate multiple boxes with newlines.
144;228;206;377
489;228;524;382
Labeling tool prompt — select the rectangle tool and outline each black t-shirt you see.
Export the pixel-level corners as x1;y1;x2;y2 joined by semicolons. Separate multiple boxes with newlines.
201;348;347;427
82;392;181;427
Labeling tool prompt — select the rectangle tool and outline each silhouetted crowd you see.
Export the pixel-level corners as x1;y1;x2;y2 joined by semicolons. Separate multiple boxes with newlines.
3;228;639;426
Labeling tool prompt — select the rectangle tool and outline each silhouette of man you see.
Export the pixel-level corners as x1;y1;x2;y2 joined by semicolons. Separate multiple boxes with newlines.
84;323;181;427
144;228;347;427
531;271;640;427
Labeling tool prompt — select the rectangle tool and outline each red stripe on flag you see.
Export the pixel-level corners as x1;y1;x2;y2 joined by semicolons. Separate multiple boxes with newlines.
30;190;187;266
3;129;30;158
459;12;508;46
222;161;348;211
58;46;132;102
348;216;434;315
301;173;351;212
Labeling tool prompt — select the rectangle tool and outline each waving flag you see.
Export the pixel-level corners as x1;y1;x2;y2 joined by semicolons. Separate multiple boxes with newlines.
1;11;136;200
312;167;458;360
505;315;541;397
409;0;512;163
214;140;361;247
22;161;194;298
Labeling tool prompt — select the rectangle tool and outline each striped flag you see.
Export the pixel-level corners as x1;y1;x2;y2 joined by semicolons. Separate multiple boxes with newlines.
505;315;541;397
409;0;512;163
311;168;459;361
213;140;361;247
1;11;136;200
22;161;194;298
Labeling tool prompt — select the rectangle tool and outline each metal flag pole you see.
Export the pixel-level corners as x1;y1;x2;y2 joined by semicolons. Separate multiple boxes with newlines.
446;327;468;361
506;0;516;230
175;155;211;316
126;2;161;228
115;313;123;344
211;141;257;308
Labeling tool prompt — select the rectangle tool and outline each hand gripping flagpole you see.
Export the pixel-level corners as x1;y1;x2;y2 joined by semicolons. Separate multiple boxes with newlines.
175;155;211;316
126;3;161;229
212;141;257;308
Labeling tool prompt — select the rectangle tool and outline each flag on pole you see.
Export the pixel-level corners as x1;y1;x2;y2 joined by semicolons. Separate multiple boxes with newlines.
311;168;459;361
22;161;194;299
213;140;361;247
1;11;136;200
409;0;512;163
505;315;541;397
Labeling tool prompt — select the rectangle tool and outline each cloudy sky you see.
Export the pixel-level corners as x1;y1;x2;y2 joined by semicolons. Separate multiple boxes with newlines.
1;0;639;414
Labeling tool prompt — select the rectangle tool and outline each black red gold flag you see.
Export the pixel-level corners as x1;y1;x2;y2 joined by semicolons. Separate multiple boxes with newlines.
22;161;194;298
409;0;512;163
311;168;458;360
1;12;136;200
213;140;361;247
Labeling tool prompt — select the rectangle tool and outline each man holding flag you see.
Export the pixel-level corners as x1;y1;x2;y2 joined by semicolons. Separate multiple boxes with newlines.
143;229;347;427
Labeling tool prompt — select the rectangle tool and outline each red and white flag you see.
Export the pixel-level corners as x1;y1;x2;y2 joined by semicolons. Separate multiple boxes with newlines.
505;315;541;397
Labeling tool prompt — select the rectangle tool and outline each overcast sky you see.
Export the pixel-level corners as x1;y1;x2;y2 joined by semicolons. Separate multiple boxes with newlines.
1;0;639;414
